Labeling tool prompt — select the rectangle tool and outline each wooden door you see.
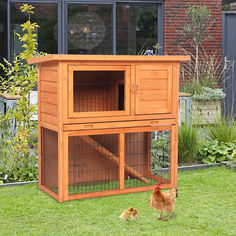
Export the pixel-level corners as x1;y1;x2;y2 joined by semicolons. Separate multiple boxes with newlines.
135;64;173;115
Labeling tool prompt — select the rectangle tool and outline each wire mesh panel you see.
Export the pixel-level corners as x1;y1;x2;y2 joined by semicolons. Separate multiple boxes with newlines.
73;71;125;112
41;128;58;193
68;134;120;195
124;130;170;189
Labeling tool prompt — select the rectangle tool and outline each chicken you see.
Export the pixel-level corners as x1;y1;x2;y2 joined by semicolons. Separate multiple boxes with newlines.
119;207;138;221
149;181;178;221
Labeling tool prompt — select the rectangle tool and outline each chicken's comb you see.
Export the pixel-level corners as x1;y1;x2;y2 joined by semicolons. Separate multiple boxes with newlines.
158;181;162;186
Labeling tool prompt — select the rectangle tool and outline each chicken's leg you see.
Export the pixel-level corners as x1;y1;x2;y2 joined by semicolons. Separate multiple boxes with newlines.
156;211;163;220
162;212;171;221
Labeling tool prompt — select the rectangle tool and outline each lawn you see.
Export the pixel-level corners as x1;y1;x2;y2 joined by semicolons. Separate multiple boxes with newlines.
0;167;235;236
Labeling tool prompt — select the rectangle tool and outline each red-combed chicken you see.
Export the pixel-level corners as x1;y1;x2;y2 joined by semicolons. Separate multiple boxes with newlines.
149;181;178;221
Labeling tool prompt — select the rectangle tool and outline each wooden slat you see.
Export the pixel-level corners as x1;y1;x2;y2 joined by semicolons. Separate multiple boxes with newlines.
68;125;172;136
140;79;168;90
41;113;58;126
40;91;58;105
139;70;168;79
41;81;58;94
80;136;149;184
64;119;175;131
67;183;173;201
41;103;58;116
28;54;190;64
41;68;58;82
39;184;59;201
139;90;168;101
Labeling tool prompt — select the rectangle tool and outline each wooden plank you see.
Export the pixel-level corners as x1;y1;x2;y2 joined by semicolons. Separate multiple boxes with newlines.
64;119;175;131
63;132;69;201
41;81;58;94
39;184;59;201
41;113;58;126
40;121;58;132
139;70;168;79
40;68;58;82
140;79;168;90
41;103;58;116
119;133;125;190
79;135;149;184
67;183;173;201
40;92;58;105
28;54;190;64
68;125;172;136
38;125;42;186
139;90;168;101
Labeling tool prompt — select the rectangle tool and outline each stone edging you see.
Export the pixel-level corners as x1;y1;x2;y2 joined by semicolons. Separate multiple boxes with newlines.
0;163;222;188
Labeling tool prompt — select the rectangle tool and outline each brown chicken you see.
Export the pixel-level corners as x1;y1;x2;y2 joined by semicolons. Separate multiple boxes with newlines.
149;181;178;221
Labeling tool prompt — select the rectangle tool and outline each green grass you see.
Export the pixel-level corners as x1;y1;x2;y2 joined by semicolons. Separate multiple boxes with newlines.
0;168;236;235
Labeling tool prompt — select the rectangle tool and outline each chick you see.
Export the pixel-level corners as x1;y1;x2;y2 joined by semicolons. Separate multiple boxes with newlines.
119;207;138;221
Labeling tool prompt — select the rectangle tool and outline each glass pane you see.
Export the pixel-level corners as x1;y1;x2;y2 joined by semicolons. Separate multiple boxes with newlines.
68;4;113;55
116;4;157;55
11;2;58;59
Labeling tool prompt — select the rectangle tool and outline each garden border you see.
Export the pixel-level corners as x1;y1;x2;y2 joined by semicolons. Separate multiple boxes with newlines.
0;163;222;188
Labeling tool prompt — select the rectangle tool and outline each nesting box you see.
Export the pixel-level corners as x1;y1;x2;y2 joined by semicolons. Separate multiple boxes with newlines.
28;55;189;202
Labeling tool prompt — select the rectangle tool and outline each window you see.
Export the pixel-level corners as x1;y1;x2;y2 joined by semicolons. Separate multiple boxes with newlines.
116;4;158;55
8;1;163;58
68;4;113;55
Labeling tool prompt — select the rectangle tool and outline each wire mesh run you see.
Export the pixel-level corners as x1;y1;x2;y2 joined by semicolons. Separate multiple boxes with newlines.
68;134;120;195
124;131;170;188
41;128;58;193
73;71;125;112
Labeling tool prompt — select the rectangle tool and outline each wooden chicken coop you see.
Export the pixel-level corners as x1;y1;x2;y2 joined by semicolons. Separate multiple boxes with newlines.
28;55;189;202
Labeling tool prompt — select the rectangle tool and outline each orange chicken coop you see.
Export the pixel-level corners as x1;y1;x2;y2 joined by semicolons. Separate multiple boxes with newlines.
28;54;189;202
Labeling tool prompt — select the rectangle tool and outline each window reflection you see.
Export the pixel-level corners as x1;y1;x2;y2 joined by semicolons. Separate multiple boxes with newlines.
68;4;113;55
116;4;157;55
11;2;58;58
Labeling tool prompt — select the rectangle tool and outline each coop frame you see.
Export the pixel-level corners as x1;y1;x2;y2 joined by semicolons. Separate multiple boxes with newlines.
39;124;177;202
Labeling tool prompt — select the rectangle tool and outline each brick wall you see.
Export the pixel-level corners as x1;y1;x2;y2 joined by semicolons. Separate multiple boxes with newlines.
164;0;222;56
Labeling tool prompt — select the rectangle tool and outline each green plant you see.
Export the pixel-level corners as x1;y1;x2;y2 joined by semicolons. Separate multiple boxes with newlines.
226;159;236;172
0;4;41;183
192;87;226;101
206;116;236;143
178;122;199;164
198;140;236;165
181;5;213;83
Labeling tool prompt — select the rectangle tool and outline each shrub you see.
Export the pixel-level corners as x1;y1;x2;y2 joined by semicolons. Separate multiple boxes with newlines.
198;140;236;165
178;122;199;164
0;4;41;183
192;87;226;101
206;116;236;143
